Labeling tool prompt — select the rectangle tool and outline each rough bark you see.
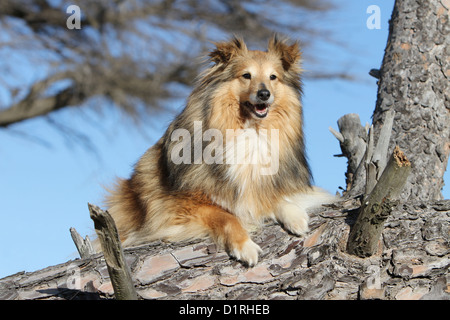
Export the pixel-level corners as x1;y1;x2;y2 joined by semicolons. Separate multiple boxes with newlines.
369;0;450;201
1;200;448;300
331;0;449;202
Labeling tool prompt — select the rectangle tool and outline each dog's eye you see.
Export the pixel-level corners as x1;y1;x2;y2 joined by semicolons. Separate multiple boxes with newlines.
242;73;251;80
270;74;277;80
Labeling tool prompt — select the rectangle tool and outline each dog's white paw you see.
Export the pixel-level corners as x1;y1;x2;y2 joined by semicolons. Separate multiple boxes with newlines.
229;238;262;267
276;202;309;237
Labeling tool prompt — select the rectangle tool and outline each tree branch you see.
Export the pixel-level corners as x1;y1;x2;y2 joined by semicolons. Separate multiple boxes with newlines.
347;146;411;257
329;113;368;195
70;227;95;259
0;71;85;127
88;203;138;300
3;198;449;300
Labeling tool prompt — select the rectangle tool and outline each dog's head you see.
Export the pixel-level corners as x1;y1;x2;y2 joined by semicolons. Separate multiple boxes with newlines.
209;36;302;120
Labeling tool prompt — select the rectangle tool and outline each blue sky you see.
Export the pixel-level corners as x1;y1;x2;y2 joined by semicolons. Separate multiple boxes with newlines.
0;1;447;278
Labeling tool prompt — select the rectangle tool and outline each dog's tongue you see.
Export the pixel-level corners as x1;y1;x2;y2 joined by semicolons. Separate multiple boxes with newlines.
255;104;267;112
244;101;268;117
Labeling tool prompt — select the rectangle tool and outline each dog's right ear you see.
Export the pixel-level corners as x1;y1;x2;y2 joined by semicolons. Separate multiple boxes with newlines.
268;35;302;72
209;37;247;65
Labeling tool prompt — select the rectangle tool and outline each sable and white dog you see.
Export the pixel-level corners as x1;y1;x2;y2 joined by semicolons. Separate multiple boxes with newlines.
105;36;334;266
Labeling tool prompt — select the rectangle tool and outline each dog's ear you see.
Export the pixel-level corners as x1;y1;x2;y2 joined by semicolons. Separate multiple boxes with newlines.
268;35;301;71
209;37;247;65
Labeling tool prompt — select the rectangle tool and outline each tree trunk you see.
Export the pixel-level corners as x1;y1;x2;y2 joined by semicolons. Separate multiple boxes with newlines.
370;0;450;201
1;199;449;300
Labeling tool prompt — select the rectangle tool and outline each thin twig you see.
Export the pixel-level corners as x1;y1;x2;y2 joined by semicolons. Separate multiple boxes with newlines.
70;227;95;259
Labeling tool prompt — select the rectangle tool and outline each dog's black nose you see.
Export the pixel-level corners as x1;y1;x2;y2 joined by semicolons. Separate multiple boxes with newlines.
257;89;271;101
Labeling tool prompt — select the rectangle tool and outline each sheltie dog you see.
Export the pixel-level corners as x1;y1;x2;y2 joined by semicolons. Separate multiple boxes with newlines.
105;36;334;266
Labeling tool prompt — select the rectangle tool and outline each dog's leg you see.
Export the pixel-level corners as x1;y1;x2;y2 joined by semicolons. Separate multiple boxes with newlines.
274;200;310;237
275;188;335;236
194;205;262;267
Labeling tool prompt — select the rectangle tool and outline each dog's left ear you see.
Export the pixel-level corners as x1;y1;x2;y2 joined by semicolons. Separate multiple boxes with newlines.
209;37;247;65
268;36;302;71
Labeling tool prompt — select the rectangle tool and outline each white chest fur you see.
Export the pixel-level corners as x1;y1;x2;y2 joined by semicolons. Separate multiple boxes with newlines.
224;127;279;180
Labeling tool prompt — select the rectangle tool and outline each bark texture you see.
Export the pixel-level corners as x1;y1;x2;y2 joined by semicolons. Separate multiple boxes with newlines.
370;0;450;201
1;200;448;300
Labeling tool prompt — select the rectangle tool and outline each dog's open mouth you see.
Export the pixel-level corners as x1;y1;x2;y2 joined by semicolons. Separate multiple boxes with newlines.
243;101;269;118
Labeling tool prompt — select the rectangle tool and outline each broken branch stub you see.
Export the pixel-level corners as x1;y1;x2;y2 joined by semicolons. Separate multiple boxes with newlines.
347;146;411;257
70;227;95;259
329;114;368;194
88;203;138;300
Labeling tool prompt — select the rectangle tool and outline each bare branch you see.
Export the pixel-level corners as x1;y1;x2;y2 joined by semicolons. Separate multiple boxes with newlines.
0;0;338;130
0;86;83;127
89;203;138;300
70;227;95;259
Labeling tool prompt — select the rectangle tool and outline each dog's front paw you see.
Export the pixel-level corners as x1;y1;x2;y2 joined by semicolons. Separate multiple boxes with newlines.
276;203;309;236
229;238;262;267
